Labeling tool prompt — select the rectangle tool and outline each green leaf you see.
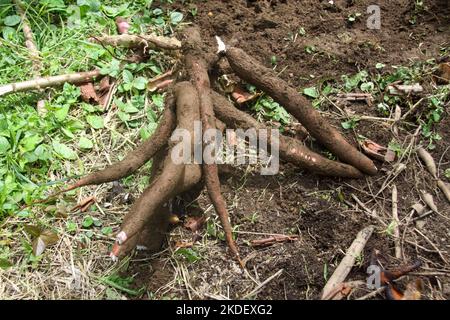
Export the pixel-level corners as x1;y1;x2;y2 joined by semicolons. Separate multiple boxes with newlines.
360;82;374;92
101;226;113;235
66;220;77;233
0;258;12;270
117;111;130;122
52;141;77;160
2;26;15;39
55;105;70;122
86;115;104;129
303;87;319;98
133;77;148;90
169;11;183;25
122;69;133;84
445;168;450;179
78;137;93;150
176;248;201;263
82;216;94;228
21;135;43;152
0;136;11;154
4;15;21;26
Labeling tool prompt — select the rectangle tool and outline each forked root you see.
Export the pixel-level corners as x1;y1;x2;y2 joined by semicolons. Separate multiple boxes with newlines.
224;46;377;176
211;91;363;179
112;82;202;258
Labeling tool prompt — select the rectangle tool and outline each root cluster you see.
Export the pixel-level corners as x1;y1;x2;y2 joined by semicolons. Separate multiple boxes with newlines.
57;27;376;266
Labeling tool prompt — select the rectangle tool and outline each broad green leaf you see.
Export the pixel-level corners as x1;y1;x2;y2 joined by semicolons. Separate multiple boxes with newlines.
303;87;319;98
169;11;183;25
86;115;104;129
0;258;12;270
21;134;43;152
4;15;21;26
133;77;148;90
101;226;113;235
0;136;11;154
55;105;70;122
82;215;94;228
78;137;93;149
122;69;133;84
52;141;77;160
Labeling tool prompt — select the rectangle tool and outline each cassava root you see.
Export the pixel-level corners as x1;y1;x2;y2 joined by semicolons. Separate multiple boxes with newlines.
224;47;377;176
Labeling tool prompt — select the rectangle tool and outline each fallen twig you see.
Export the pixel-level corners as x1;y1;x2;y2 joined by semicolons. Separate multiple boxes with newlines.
391;185;402;260
250;234;298;247
321;225;374;299
89;34;181;50
243;269;284;299
0;70;101;97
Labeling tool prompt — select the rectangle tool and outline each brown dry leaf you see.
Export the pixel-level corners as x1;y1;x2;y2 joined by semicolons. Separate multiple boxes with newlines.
98;76;111;92
184;216;207;233
31;229;59;256
436;62;450;84
360;139;387;161
384;149;396;163
174;240;194;249
24;225;41;238
231;86;259;104
71;196;96;213
79;83;99;104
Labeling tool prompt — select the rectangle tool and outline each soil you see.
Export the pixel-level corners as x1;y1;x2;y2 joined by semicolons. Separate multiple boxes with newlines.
125;0;450;300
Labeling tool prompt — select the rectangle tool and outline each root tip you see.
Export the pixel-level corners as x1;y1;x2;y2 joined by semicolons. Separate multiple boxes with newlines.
116;231;127;245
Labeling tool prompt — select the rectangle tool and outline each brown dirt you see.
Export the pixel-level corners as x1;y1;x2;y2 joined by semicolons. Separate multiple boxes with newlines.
124;0;449;300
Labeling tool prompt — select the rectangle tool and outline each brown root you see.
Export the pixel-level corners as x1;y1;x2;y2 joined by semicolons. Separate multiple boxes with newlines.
211;91;364;178
225;47;377;176
65;95;176;191
184;27;243;267
112;82;202;256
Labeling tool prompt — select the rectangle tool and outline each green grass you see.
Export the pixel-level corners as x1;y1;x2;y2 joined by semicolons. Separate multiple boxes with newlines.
0;0;184;217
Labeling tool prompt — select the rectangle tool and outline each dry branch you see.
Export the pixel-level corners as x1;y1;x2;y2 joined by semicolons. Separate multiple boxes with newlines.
212;92;363;178
13;0;42;74
90;34;181;50
224;47;377;176
321;225;374;299
0;70;101;97
391;185;402;260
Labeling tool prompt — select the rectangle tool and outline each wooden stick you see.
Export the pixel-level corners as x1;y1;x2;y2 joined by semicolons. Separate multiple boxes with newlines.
0;70;101;97
243;269;284;299
392;185;402;260
321;225;374;299
13;0;42;74
90;34;181;50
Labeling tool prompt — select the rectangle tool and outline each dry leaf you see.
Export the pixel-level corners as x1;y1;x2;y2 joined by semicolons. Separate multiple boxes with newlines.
360;139;387;161
231;86;259;104
174;240;194;249
71;196;96;213
79;83;99;104
31;229;59;256
184;216;206;233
